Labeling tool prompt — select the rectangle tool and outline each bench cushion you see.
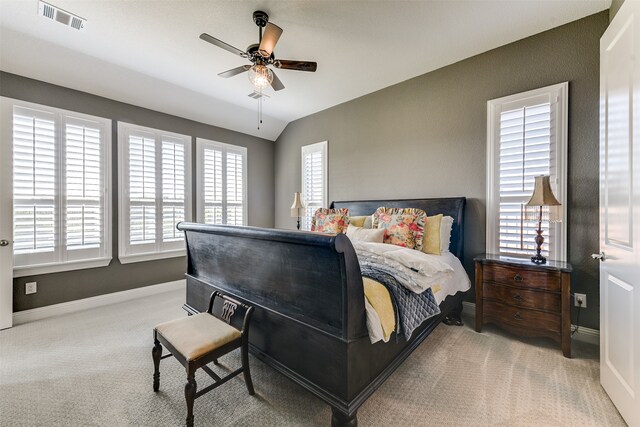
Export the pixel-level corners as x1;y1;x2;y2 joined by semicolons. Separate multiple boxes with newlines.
155;313;241;362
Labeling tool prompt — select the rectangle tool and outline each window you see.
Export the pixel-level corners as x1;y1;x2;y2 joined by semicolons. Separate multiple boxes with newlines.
118;123;192;263
301;141;327;231
196;138;247;225
1;98;112;277
486;83;567;261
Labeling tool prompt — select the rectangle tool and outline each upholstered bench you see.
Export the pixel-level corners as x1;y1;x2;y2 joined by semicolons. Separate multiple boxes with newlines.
152;291;254;427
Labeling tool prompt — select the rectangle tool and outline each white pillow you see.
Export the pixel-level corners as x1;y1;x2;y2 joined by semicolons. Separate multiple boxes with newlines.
440;216;454;253
346;224;384;243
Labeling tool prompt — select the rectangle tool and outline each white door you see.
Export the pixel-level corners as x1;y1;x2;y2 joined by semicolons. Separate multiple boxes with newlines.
0;98;13;329
599;1;640;425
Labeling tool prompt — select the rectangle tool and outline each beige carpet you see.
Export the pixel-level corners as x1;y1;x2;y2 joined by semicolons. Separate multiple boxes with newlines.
0;289;625;426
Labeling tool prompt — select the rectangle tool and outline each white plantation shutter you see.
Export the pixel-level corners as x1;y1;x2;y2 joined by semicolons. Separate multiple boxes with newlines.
196;139;247;226
162;140;186;241
8;100;111;276
487;84;567;261
118;124;191;263
129;135;156;245
301;141;327;231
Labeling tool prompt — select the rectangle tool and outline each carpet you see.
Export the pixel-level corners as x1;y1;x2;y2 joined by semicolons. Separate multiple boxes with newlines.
0;289;625;426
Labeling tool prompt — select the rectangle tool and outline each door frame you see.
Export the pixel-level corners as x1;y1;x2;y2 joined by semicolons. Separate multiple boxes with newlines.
0;97;14;329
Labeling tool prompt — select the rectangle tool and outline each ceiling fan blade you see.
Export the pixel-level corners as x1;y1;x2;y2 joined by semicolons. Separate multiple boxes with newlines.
270;70;285;91
275;60;317;72
258;22;283;57
200;33;247;57
218;65;252;78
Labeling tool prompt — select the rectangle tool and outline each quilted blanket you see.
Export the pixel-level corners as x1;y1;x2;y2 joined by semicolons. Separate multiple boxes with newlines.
360;264;441;340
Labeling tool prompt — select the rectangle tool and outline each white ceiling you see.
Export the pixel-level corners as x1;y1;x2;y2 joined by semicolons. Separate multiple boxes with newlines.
0;0;610;141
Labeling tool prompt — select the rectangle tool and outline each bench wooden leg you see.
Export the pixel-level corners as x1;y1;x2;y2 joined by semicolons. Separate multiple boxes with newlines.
185;373;197;427
241;342;255;395
152;340;162;392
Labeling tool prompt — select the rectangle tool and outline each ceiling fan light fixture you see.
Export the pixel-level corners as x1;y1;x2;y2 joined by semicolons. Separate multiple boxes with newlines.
248;64;273;90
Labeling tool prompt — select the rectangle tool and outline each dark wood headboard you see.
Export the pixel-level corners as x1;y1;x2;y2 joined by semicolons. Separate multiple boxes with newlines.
330;197;466;259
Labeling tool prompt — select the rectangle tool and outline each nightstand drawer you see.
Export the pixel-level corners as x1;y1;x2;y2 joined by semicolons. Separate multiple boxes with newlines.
483;283;561;312
483;301;561;334
483;263;560;291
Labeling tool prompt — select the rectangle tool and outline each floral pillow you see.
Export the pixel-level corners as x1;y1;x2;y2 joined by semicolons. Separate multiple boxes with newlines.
311;208;350;233
372;207;427;250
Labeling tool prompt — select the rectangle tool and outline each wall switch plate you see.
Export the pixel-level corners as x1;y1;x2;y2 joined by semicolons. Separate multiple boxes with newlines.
574;293;587;308
25;282;37;295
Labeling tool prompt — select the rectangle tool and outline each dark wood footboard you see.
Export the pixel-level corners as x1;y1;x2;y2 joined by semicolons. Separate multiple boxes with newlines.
178;197;466;426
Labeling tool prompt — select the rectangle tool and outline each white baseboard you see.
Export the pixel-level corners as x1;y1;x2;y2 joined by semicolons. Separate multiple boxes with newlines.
12;279;185;326
461;301;599;346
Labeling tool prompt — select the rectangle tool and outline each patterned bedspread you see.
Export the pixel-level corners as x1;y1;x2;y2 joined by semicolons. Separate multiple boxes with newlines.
360;265;441;340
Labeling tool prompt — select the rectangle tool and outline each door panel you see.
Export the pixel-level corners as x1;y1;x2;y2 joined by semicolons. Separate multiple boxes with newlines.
600;1;640;425
0;98;13;329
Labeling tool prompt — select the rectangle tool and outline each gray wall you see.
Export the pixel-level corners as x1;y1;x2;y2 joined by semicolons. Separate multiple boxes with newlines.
274;12;608;330
610;0;625;22
1;72;275;312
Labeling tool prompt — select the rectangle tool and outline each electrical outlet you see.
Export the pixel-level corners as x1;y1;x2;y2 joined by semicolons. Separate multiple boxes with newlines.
25;282;37;295
574;293;587;308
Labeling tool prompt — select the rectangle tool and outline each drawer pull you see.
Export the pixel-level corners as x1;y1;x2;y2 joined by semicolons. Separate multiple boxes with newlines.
513;312;523;321
513;294;524;303
513;274;523;282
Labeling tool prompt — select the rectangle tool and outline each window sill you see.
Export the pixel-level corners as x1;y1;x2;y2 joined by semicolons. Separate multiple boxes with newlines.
13;257;112;278
118;249;186;265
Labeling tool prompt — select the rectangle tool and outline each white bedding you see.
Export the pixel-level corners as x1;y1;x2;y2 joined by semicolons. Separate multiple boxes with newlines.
358;245;471;343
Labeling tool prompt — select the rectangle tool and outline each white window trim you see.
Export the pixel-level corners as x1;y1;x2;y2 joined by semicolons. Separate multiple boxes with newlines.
195;138;248;225
486;82;568;261
1;97;113;277
301;141;328;231
117;122;192;264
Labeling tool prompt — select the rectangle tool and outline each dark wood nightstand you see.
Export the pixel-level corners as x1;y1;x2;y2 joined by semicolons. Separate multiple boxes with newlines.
474;254;573;358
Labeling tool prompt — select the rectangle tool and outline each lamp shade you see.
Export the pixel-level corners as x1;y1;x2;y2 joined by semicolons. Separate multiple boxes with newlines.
526;175;561;207
291;192;305;217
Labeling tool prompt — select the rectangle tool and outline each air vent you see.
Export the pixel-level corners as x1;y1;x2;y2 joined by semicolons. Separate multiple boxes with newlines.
38;1;86;30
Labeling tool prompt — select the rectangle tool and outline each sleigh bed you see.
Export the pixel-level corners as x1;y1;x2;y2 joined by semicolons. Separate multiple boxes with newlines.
178;197;467;426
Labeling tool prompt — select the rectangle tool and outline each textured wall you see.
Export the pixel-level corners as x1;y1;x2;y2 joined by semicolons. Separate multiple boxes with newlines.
274;12;608;330
610;0;626;22
1;72;275;311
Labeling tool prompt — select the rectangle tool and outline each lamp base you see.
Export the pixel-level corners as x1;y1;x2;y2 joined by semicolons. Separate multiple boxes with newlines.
531;254;547;264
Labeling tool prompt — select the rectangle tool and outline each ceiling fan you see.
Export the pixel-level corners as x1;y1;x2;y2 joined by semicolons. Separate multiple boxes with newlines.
199;10;317;92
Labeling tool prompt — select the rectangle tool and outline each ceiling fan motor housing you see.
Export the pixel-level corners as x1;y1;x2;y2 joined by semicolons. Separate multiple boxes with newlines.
253;10;269;27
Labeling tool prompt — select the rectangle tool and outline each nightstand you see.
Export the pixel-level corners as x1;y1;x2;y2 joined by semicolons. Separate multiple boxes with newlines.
474;254;573;358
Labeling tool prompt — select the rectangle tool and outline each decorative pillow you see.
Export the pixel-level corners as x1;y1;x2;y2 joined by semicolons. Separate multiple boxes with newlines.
440;216;454;253
422;214;443;255
372;207;427;250
311;208;350;233
349;216;368;228
363;215;373;229
346;224;385;243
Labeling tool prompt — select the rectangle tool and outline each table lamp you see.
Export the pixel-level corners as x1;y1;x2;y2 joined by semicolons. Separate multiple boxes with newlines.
291;192;305;231
525;175;561;264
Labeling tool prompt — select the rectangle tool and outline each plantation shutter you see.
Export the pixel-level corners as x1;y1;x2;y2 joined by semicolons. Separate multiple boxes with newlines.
162;139;186;241
64;118;105;259
10;100;112;274
119;124;191;261
203;147;223;224
128;134;156;245
12;108;57;265
498;103;553;257
226;150;244;225
301;142;327;231
197;139;246;226
487;83;567;261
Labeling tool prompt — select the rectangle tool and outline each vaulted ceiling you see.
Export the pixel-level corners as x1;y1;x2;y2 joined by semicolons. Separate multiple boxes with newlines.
0;0;610;141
